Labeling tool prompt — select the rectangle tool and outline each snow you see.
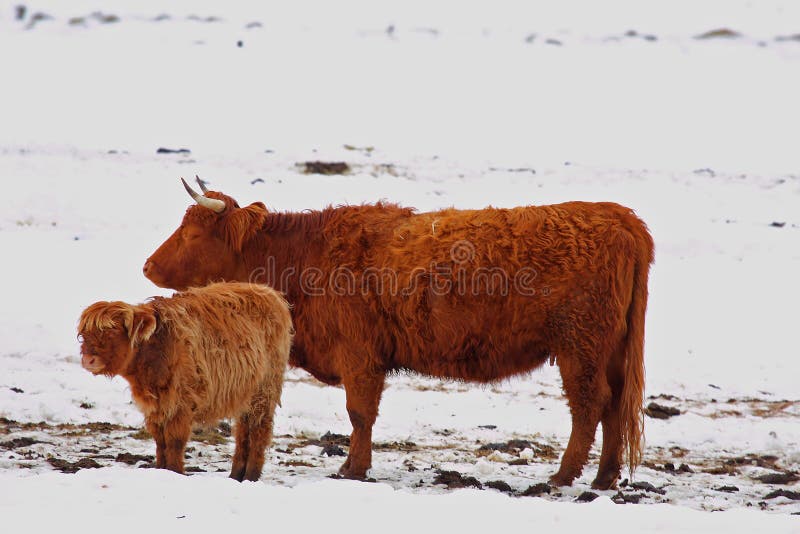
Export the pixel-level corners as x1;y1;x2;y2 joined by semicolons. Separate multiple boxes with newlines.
1;0;799;531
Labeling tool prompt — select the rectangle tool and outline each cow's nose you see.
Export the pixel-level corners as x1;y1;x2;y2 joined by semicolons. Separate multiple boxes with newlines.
143;259;155;277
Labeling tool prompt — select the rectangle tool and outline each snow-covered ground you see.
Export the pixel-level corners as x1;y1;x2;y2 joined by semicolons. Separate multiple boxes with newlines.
1;1;799;531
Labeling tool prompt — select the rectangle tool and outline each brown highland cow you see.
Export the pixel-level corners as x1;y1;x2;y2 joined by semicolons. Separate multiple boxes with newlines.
144;178;653;489
78;282;293;481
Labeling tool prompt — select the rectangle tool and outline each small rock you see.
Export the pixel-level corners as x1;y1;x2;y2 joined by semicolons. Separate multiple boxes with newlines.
10;387;23;394
156;147;191;154
769;222;786;228
715;485;739;493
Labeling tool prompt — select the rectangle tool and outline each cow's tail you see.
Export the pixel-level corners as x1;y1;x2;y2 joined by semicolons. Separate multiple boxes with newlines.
619;221;654;478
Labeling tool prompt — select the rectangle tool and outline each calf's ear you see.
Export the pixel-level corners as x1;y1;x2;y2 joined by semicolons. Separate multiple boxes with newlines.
123;306;157;346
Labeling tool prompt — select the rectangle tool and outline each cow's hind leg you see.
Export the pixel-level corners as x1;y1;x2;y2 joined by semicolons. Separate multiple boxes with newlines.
339;370;385;480
592;349;626;490
549;353;610;487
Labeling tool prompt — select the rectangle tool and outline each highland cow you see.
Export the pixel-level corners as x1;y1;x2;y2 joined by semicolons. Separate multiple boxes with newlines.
78;282;293;481
144;178;654;489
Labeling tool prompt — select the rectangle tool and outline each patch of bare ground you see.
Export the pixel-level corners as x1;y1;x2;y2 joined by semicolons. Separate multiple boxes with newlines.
1;404;798;514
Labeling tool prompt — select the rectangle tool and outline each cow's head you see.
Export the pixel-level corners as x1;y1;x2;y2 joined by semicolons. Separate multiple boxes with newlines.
78;301;157;376
143;177;268;290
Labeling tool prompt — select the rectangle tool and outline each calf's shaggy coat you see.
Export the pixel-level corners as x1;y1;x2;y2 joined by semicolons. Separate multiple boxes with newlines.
78;282;292;481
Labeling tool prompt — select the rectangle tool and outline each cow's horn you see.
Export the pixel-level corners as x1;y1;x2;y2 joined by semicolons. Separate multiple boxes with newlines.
195;175;209;194
181;177;226;213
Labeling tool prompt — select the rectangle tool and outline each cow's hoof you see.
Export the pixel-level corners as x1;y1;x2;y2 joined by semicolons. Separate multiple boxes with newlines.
338;464;368;480
548;473;575;487
590;474;619;491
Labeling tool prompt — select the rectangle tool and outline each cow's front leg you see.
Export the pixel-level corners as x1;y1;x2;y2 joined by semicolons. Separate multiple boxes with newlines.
338;370;385;480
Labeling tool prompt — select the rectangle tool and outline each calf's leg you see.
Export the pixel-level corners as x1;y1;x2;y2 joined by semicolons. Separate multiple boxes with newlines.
231;388;280;482
230;415;250;482
162;413;192;474
338;370;385;480
145;419;167;469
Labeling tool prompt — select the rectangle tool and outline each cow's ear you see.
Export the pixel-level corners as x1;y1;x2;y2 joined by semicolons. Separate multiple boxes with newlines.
124;306;157;346
225;202;268;252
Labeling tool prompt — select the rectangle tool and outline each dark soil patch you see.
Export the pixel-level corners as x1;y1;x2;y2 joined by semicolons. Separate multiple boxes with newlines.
612;492;643;504
695;28;741;40
703;465;739;476
47;457;102;473
645;461;693;473
320;444;346;457
317;431;350;446
191;427;228;446
477;439;557;459
520;483;551;497
184;466;206;473
755;472;798;484
764;489;800;500
433;470;483;489
157;147;191;154
576;491;599;502
484;480;514;494
374;441;417;452
280;460;315;467
115;453;154;465
630;481;666;495
644;402;680;419
217;422;232;437
301;161;350;175
715;486;739;493
0;437;40;449
727;454;780;469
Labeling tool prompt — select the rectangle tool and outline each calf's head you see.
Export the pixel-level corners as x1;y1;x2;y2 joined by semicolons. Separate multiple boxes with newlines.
143;177;268;291
77;302;157;376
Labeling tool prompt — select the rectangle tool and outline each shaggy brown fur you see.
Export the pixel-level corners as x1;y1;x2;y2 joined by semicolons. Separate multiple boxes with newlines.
78;282;293;481
145;188;653;489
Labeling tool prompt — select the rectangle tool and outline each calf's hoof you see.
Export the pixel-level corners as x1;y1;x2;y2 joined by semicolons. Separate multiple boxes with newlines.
229;470;245;482
243;469;262;482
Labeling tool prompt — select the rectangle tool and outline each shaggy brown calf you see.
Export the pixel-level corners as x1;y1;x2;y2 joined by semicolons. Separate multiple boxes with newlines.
78;282;293;481
144;179;653;489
